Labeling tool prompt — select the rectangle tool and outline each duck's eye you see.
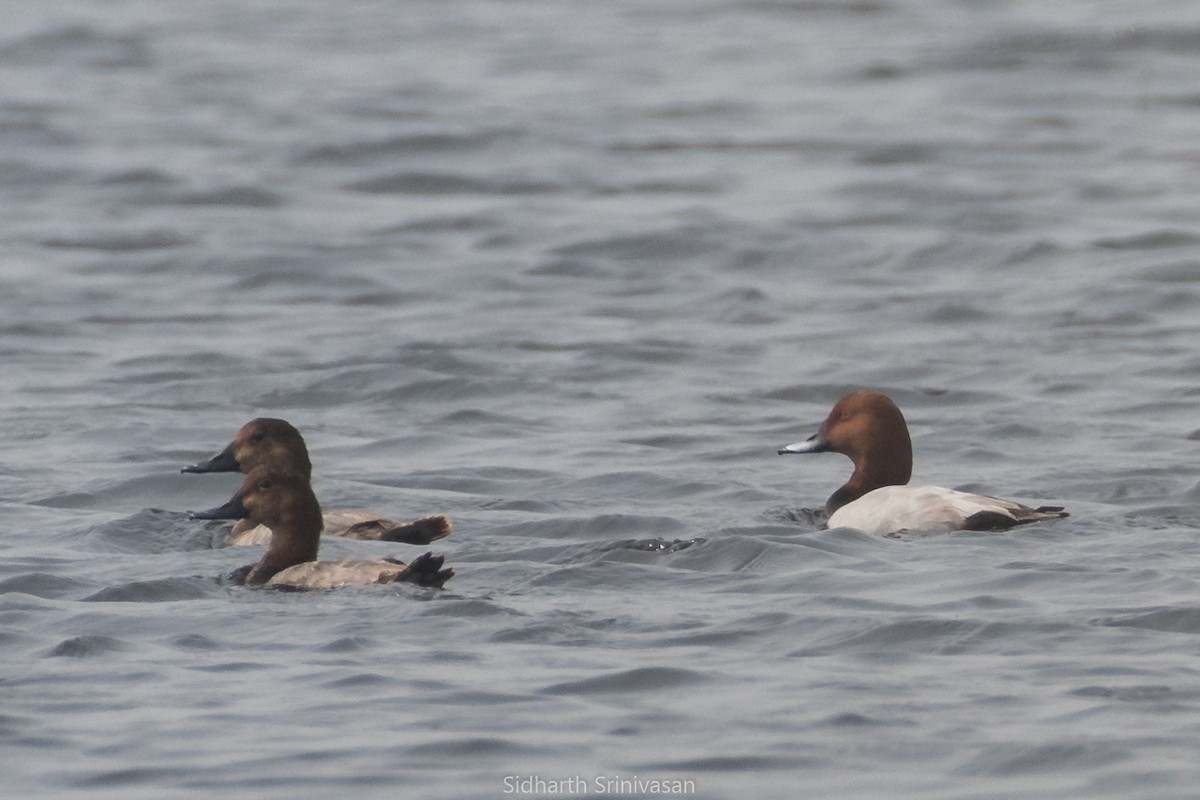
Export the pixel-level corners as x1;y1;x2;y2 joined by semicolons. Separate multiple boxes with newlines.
258;479;274;491
250;432;266;443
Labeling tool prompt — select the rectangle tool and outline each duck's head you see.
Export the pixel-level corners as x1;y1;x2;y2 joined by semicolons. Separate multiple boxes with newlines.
191;466;320;533
183;418;312;480
780;390;911;463
779;390;913;512
192;467;323;583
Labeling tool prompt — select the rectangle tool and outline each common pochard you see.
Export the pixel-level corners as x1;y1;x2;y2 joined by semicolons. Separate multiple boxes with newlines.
192;467;454;590
184;418;450;547
779;390;1068;535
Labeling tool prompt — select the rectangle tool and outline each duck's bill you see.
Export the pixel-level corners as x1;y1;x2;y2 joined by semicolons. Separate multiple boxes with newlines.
182;442;240;474
190;491;250;520
778;433;829;455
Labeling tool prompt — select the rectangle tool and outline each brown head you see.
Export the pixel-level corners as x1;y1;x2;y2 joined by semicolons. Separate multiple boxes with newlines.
778;390;913;515
192;466;323;585
183;418;313;482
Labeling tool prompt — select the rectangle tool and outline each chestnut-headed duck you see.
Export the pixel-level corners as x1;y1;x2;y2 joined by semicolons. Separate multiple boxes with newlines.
778;390;1068;536
192;467;454;589
183;418;450;547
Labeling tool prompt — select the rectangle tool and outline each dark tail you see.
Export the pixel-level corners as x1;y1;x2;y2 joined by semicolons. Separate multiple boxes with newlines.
378;515;452;545
1034;506;1068;518
963;505;1069;531
402;552;454;589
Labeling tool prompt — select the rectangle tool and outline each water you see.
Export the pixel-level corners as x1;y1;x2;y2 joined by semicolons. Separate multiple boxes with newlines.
3;0;1200;797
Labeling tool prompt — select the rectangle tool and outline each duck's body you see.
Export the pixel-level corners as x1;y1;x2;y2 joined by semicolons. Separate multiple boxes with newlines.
228;511;450;547
779;390;1067;536
827;484;1066;536
193;468;453;590
256;557;429;590
184;418;451;546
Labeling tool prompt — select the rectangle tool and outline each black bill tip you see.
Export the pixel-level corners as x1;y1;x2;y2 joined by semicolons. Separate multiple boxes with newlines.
189;490;250;521
182;443;240;474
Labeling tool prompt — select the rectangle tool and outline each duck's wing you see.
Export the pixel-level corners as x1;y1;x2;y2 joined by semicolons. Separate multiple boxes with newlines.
266;559;409;589
928;486;1068;531
325;510;452;544
957;495;1068;530
264;553;453;590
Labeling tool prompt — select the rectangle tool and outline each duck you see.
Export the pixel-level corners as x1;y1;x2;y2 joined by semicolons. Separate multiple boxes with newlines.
183;418;450;547
191;467;454;589
778;390;1068;535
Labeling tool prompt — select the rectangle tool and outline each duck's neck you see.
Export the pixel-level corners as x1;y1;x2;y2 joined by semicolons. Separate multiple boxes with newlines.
827;452;912;515
250;449;313;483
282;451;313;483
244;509;322;586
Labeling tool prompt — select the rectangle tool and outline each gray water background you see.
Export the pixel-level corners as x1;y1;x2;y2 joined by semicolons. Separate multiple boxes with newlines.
3;1;1200;797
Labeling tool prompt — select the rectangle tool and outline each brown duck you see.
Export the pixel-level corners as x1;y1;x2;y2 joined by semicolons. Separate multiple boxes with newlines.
193;467;454;589
184;418;450;547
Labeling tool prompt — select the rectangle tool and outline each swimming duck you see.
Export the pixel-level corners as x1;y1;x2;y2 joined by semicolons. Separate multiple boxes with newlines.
778;390;1068;535
192;467;454;589
183;418;450;547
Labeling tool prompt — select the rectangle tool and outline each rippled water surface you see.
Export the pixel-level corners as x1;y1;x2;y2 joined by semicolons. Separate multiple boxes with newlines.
4;1;1200;798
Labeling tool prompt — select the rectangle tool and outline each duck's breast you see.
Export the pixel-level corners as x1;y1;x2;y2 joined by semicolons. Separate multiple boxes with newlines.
226;520;273;547
265;559;409;590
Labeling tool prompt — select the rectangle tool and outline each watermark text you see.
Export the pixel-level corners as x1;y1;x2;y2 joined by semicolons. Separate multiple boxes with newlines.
502;774;696;795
